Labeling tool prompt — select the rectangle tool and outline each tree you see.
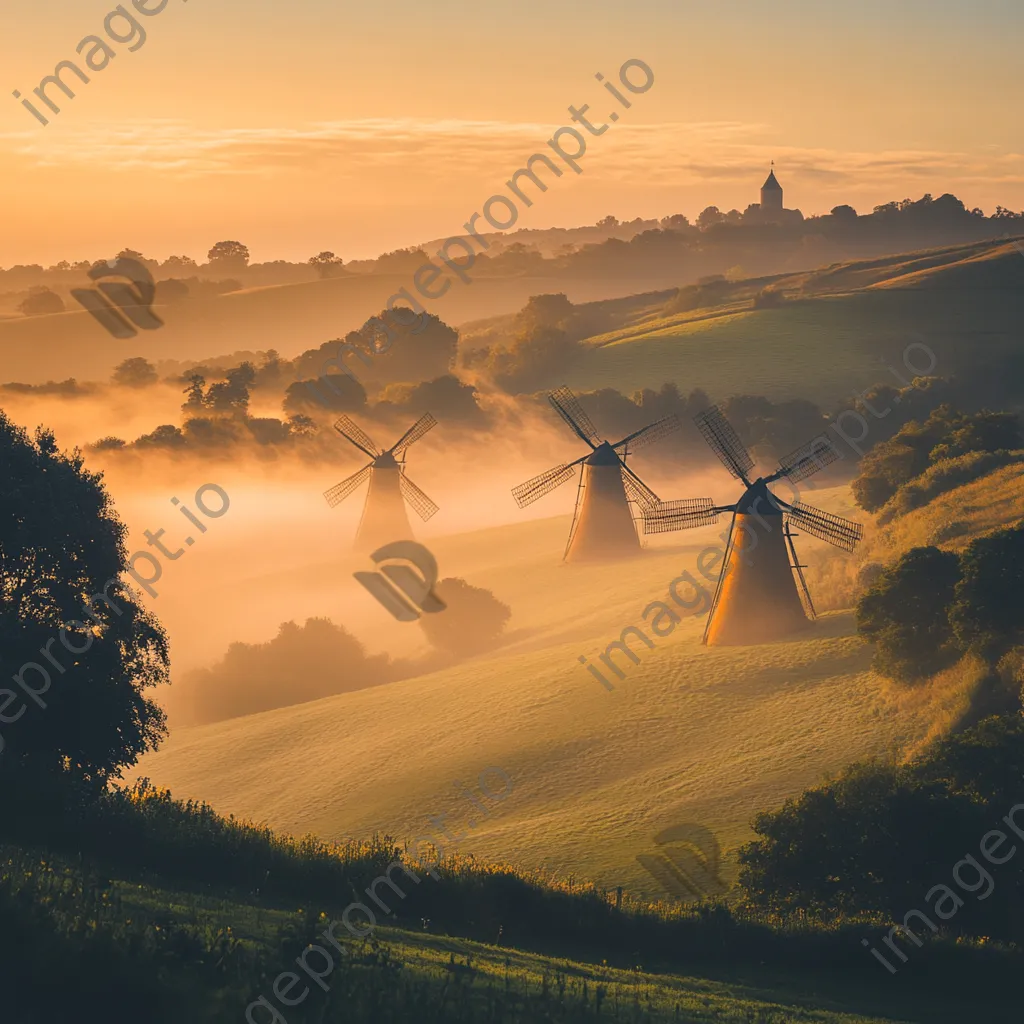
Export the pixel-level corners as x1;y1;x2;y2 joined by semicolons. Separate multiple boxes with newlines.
949;522;1024;660
18;288;65;316
418;579;511;656
856;546;962;681
182;374;206;411
830;204;858;220
696;206;725;230
111;357;158;389
206;240;250;273
161;255;198;273
203;363;256;415
307;251;345;278
157;279;189;303
0;413;168;787
929;411;1022;462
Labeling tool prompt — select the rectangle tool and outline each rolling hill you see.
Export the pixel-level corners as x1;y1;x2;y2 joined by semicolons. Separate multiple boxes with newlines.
462;237;1024;407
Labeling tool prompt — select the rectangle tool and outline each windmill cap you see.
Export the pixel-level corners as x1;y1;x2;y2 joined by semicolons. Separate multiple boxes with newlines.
736;479;783;515
586;441;619;465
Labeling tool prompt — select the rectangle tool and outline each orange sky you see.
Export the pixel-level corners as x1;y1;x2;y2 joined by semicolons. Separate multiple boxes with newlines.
1;0;1022;266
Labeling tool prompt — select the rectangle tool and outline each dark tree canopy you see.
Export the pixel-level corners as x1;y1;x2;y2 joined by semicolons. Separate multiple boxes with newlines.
0;413;168;786
950;521;1024;661
856;546;963;682
206;240;250;271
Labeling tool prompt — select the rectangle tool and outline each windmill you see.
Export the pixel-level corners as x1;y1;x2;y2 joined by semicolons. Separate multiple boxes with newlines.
324;413;439;551
645;405;863;645
511;386;684;562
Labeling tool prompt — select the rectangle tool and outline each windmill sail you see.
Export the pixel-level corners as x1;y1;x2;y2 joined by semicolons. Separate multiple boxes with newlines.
694;406;754;483
399;472;439;522
324;464;372;508
783;502;863;552
549;386;600;447
512;463;579;508
643;498;720;535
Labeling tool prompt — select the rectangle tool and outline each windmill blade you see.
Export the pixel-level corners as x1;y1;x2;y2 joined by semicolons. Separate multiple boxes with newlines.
333;416;380;458
549;386;601;448
511;462;579;508
399;472;439;522
323;464;372;508
620;466;661;511
613;414;682;453
642;498;720;535
773;433;843;484
390;412;438;456
694;406;754;483
784;501;863;553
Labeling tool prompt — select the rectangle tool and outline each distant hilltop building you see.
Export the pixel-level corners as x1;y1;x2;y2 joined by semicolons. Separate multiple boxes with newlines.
747;163;801;225
760;165;783;212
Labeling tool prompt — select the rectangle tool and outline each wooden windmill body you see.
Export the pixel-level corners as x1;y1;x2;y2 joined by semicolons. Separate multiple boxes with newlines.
512;386;688;563
646;406;863;646
324;414;439;551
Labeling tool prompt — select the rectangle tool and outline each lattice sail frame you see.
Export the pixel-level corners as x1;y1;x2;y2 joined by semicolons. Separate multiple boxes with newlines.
323;464;372;508
642;498;720;535
549;386;600;446
400;472;440;522
784;501;863;553
694;406;754;482
511;463;579;508
774;434;843;484
391;412;438;456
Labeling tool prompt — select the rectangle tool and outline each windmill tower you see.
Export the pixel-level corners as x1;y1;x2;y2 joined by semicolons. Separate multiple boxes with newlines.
646;405;863;645
511;386;685;562
324;413;439;551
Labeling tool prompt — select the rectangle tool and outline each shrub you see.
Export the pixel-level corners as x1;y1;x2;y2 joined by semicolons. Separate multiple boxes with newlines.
856;546;963;681
950;521;1024;661
738;715;1024;943
418;579;511;657
18;287;65;316
175;618;395;724
876;450;1024;524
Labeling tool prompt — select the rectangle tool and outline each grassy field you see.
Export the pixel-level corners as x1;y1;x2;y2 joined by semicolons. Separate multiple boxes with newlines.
135;482;944;903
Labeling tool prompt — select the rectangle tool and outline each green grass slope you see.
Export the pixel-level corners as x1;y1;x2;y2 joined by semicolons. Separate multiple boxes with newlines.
464;238;1024;407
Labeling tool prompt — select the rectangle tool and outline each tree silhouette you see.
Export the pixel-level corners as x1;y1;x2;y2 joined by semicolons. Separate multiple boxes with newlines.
308;251;345;278
856;546;962;681
112;358;158;389
0;413;168;788
206;240;250;272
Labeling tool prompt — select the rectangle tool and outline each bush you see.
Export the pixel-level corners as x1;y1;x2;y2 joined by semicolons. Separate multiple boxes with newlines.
176;618;395;724
18;288;64;316
950;521;1024;661
854;406;1022;513
856;546;963;681
877;450;1024;524
418;579;511;656
738;715;1024;944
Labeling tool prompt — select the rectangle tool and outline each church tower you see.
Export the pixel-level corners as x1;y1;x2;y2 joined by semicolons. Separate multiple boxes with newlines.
760;163;783;212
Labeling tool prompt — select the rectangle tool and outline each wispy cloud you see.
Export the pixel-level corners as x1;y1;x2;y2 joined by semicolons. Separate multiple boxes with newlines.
5;118;1021;202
